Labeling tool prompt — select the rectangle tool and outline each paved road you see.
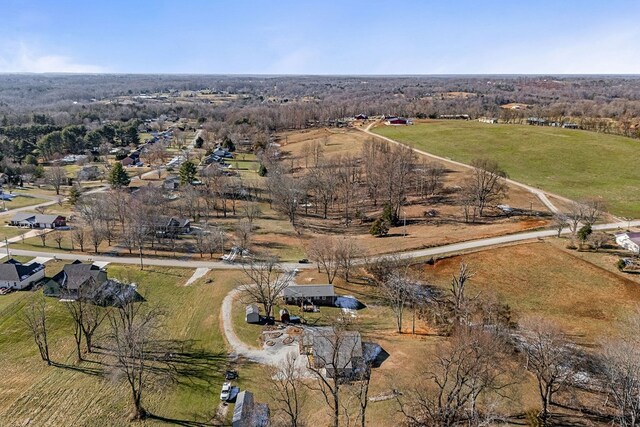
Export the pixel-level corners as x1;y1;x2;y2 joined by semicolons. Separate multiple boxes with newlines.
6;220;640;269
0;184;109;219
358;122;568;214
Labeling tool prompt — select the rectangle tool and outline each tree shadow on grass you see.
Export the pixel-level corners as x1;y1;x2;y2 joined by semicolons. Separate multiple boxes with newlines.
145;339;227;391
147;413;222;427
52;361;104;377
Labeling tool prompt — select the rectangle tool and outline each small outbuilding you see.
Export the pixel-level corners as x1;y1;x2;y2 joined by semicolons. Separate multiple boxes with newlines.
246;304;260;323
279;308;290;323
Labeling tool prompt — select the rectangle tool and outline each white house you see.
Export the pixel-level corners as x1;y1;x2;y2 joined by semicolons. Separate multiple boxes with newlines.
0;259;46;290
615;232;640;253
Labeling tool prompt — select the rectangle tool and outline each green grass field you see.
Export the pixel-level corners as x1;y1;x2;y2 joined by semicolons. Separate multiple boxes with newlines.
1;195;49;210
374;121;640;217
0;265;245;425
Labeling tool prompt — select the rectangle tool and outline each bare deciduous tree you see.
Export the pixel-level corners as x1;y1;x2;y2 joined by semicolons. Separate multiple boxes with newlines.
22;294;51;365
270;353;307;427
71;225;86;252
45;164;67;195
552;213;569;237
107;294;164;421
398;326;515;427
467;158;508;217
601;313;640;427
336;238;363;283
381;271;413;334
52;230;64;249
239;258;293;319
520;317;575;426
308;236;340;284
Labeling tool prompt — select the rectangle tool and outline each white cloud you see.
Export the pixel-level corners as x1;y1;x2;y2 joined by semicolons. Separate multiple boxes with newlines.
0;41;106;73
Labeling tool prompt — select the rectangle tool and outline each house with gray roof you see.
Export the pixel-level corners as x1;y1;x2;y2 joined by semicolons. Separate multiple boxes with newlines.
282;284;336;306
43;260;107;298
300;327;364;379
9;212;66;229
0;259;45;290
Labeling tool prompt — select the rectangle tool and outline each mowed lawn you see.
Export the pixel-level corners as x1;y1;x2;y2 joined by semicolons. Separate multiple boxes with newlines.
0;265;244;426
374;121;640;217
418;241;640;344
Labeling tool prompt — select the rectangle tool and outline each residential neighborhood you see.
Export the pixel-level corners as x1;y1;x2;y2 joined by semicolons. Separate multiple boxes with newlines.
1;3;640;425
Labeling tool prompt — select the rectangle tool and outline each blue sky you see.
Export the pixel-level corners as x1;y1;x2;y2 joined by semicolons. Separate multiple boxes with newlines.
0;0;639;74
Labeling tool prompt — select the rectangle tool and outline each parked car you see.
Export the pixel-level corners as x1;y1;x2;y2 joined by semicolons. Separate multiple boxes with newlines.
225;370;238;380
298;258;310;264
220;382;232;401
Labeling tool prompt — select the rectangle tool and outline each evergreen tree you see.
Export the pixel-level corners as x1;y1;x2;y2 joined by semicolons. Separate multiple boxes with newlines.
369;218;389;237
258;164;268;177
179;160;197;185
108;162;131;188
68;186;82;206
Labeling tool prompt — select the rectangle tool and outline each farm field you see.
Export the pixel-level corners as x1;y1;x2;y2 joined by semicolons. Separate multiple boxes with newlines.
417;240;640;344
0;264;245;426
373;121;640;217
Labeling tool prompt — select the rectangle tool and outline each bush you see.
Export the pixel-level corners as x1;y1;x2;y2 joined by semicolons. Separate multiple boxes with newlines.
258;164;267;177
617;258;627;271
369;218;389;237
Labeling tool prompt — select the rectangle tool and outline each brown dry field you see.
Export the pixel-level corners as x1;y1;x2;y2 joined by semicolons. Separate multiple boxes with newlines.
415;240;640;345
281;127;552;256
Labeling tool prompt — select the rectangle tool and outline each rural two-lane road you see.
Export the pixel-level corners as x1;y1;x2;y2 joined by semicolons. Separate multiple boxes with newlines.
5;220;639;270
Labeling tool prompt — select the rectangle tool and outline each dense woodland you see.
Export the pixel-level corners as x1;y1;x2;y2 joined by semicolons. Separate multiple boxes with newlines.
1;74;640;169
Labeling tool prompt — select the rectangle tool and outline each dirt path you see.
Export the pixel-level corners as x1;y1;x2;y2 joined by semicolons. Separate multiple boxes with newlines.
221;289;298;366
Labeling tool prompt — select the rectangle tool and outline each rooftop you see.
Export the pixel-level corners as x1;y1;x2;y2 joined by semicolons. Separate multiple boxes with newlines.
282;284;335;298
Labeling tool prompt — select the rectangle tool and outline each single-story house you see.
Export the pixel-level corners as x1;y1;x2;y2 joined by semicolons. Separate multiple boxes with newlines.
9;213;67;229
246;304;260;323
44;260;108;298
0;259;45;290
150;216;191;237
478;117;498;124
385;117;412;125
121;156;136;167
300;327;364;379
213;148;233;159
615;232;640;253
282;284;336;306
232;391;270;427
354;114;368;120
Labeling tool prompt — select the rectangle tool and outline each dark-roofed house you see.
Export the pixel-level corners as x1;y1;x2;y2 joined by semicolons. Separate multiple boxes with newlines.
0;259;45;290
300;327;364;379
44;260;108;298
150;216;191;237
121;156;136;167
282;284;336;306
232;390;270;427
9;213;67;229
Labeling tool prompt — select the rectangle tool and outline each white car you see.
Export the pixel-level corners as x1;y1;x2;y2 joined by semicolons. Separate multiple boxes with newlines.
220;382;232;401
